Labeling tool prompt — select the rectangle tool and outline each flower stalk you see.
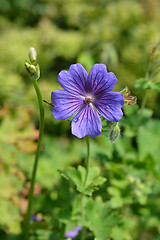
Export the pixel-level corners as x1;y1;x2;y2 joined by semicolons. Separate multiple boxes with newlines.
80;135;91;240
23;48;44;240
84;135;90;187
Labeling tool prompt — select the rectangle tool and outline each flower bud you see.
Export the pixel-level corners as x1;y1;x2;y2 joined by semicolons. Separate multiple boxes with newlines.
29;65;37;74
29;47;37;64
25;61;36;74
25;61;30;70
109;123;120;142
25;61;40;80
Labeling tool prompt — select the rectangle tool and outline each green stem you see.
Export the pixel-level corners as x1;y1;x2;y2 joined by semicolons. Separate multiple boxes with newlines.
80;135;90;240
140;90;148;111
140;59;150;113
140;63;150;112
80;228;86;240
23;79;44;240
84;135;90;187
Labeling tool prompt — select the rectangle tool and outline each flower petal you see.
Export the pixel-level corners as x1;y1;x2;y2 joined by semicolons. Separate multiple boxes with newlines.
71;104;102;138
51;90;83;120
94;92;124;122
57;63;88;95
88;64;117;95
65;226;82;239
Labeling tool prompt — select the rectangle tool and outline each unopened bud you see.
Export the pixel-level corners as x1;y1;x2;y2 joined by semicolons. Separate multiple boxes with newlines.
25;61;36;74
29;47;37;64
25;61;40;80
29;65;36;74
25;61;30;69
109;123;120;142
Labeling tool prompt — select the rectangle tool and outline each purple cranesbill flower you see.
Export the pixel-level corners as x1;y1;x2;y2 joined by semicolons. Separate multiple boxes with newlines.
51;64;124;138
65;226;82;239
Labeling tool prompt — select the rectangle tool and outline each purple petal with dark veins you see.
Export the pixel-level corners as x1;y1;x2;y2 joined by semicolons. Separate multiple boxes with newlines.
51;90;83;120
88;64;117;95
71;104;102;138
57;63;88;95
94;92;124;122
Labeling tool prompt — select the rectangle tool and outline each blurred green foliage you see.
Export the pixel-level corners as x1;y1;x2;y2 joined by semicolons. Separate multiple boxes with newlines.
0;0;160;111
1;0;160;239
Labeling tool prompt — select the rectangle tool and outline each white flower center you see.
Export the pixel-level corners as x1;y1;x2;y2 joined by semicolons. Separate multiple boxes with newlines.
83;95;93;105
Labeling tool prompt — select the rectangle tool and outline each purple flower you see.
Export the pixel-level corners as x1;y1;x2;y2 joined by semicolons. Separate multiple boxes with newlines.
65;226;82;239
31;213;43;222
51;64;124;138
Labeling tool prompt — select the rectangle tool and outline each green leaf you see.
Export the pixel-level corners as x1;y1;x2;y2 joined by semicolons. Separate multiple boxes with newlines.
149;82;160;91
135;78;149;90
108;186;124;207
111;226;131;240
30;229;59;240
138;120;160;174
59;166;106;196
80;197;121;239
135;78;160;91
121;107;153;138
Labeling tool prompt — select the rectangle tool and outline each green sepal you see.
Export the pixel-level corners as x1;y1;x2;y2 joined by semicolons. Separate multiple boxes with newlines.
25;61;40;81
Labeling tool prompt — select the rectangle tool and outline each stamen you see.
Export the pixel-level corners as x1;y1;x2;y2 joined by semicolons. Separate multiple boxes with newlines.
83;95;93;105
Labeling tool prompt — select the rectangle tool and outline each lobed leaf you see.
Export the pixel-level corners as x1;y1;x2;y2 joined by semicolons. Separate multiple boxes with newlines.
59;166;106;196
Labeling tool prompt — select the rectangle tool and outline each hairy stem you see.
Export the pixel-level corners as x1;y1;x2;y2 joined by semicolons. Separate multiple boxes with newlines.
84;135;90;187
80;135;90;240
23;79;44;240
